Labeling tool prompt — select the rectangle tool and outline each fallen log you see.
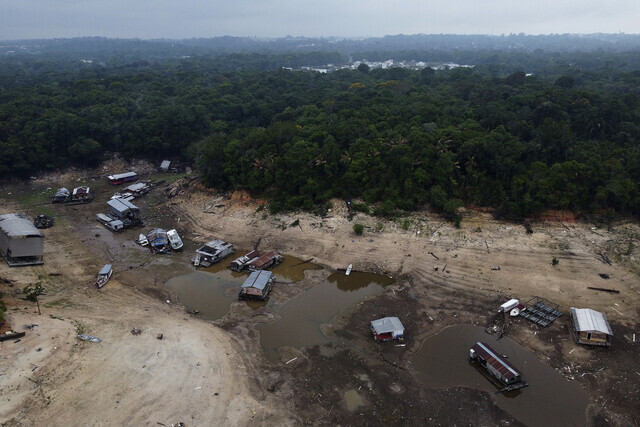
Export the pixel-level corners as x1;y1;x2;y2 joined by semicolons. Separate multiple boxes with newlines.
0;331;26;342
587;287;620;294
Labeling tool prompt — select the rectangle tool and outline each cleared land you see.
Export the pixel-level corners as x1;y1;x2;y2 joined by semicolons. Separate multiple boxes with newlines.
1;160;639;425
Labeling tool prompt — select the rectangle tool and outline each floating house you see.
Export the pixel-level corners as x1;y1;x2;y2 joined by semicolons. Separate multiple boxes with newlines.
147;228;169;253
370;317;405;342
246;251;283;271
194;239;234;267
108;171;138;185
106;198;142;227
96;213;124;231
229;249;261;271
52;187;71;203
238;270;275;300
125;182;150;197
570;308;613;347
469;342;527;390
71;186;93;203
0;213;44;266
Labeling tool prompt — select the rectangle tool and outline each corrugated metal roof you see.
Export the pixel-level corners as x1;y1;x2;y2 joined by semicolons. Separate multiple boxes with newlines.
160;160;171;169
241;270;274;291
472;342;522;381
571;308;613;335
107;198;139;213
370;317;404;335
0;213;43;238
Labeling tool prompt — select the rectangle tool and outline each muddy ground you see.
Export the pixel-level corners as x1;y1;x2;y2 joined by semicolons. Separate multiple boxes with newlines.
1;159;639;426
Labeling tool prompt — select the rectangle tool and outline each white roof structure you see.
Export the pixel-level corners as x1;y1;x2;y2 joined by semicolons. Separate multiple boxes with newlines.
0;213;43;238
370;317;404;335
571;308;613;335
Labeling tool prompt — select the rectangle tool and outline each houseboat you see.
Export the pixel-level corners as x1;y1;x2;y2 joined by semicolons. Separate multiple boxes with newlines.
229;249;261;271
108;171;138;185
194;239;234;267
71;186;93;203
96;264;113;288
147;228;169;254
370;317;405;342
245;251;283;271
238;270;275;300
469;342;528;391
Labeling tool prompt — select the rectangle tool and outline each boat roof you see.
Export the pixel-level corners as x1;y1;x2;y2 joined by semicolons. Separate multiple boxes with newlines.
99;264;112;275
370;317;404;334
107;198;139;213
241;270;274;291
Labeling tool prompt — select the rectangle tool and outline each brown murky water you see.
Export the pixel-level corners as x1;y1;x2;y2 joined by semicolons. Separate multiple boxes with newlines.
410;325;588;426
257;271;394;361
164;255;320;319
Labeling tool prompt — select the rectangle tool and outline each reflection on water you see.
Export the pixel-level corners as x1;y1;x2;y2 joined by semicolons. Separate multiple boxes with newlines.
410;325;588;426
258;272;393;361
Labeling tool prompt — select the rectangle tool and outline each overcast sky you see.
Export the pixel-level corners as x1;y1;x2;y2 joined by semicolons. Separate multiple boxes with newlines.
1;0;639;40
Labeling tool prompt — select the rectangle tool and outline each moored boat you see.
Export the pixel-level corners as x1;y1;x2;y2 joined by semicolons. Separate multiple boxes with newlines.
345;264;353;276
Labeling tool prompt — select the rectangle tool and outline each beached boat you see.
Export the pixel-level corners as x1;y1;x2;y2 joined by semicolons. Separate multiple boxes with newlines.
345;264;353;276
96;264;113;288
77;334;101;343
137;233;149;246
167;229;184;251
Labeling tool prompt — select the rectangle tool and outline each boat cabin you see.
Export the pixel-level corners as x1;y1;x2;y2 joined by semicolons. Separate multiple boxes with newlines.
570;307;613;347
194;239;234;267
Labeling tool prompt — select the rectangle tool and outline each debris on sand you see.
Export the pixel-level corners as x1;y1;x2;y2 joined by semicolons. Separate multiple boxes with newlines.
131;327;142;335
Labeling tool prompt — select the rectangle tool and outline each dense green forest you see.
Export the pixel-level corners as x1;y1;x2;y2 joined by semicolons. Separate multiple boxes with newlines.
1;38;640;219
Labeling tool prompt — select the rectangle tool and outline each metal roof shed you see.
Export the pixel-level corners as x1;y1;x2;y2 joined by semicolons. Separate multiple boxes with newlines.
107;198;139;217
0;213;44;266
370;317;404;341
570;307;613;346
239;270;275;300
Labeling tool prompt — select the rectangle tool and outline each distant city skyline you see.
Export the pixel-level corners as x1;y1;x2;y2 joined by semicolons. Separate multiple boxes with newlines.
1;0;639;41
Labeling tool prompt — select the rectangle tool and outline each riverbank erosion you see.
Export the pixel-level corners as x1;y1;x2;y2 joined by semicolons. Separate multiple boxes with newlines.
1;163;639;425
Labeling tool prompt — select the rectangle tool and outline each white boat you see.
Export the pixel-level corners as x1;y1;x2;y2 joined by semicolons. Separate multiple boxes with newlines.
167;229;184;250
137;234;149;246
510;308;521;317
77;334;101;343
96;264;113;288
345;264;353;276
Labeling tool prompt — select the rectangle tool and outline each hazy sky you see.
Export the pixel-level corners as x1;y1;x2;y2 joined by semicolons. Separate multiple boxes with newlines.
1;0;639;40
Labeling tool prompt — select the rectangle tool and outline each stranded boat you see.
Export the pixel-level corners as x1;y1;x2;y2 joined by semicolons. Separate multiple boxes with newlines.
345;264;353;276
96;264;113;288
167;229;184;251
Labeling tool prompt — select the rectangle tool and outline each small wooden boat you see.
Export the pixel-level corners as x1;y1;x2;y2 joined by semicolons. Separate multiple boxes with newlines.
345;264;353;276
96;264;113;288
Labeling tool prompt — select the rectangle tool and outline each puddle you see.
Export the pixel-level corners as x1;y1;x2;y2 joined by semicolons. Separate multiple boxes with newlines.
258;272;393;361
165;270;244;320
270;255;322;282
410;325;588;426
344;389;364;411
165;255;321;318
